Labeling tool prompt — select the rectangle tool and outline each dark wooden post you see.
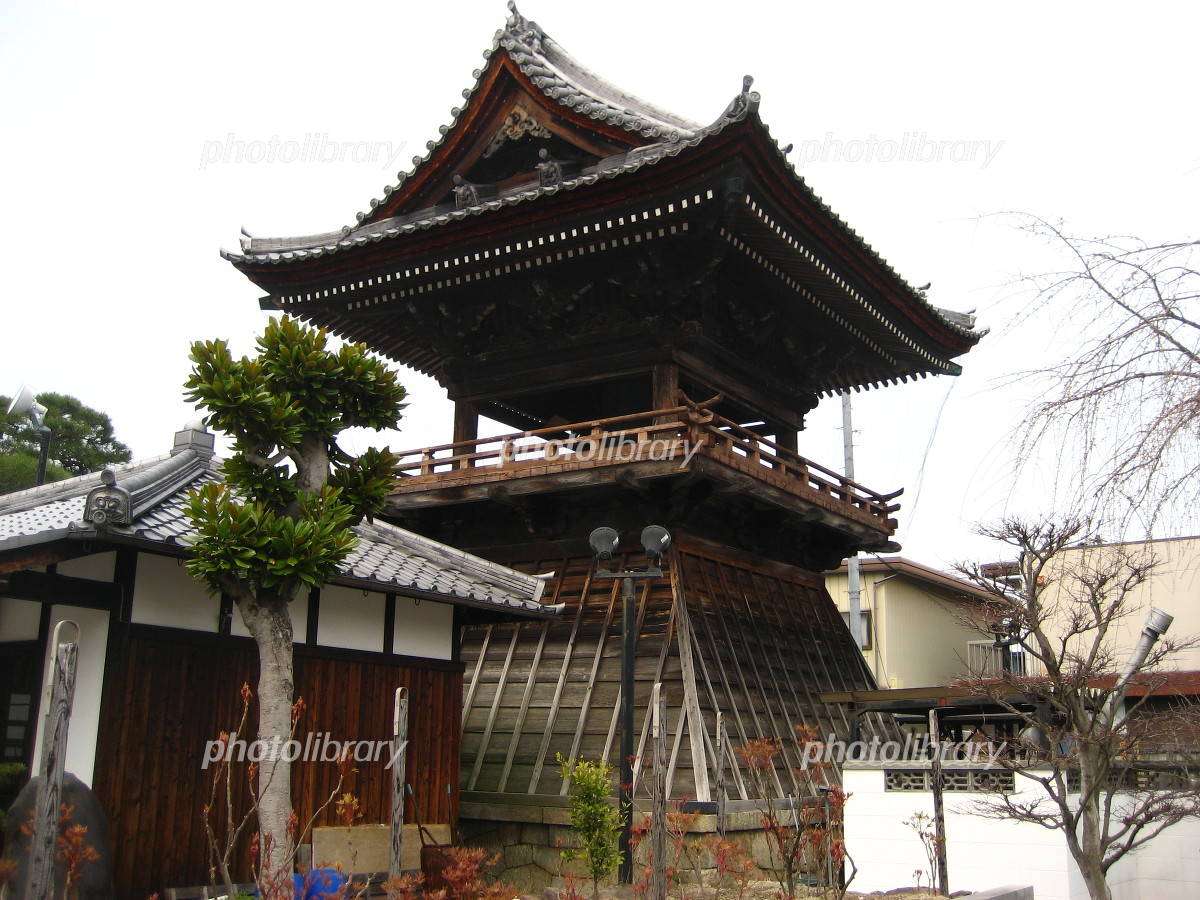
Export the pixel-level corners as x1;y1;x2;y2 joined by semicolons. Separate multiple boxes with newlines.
650;683;667;900
390;687;409;878
773;424;798;455
927;707;949;896
619;576;637;883
453;400;478;470
651;363;679;412
28;621;79;900
715;712;727;837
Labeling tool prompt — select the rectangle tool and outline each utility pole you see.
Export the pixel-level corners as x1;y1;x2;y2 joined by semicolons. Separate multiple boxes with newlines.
841;393;863;650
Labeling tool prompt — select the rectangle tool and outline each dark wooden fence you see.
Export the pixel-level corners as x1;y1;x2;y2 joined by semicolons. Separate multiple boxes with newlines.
92;623;461;900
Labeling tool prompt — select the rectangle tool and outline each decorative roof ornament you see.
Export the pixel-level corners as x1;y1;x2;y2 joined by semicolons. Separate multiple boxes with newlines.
505;1;541;49
84;468;132;528
536;148;563;188
453;174;481;209
721;74;760;121
482;107;552;158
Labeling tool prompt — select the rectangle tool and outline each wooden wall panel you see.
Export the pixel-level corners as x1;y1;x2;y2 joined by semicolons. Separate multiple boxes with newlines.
92;624;461;900
460;537;879;809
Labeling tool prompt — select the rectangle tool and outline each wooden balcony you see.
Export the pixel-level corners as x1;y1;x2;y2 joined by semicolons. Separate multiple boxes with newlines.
389;404;900;538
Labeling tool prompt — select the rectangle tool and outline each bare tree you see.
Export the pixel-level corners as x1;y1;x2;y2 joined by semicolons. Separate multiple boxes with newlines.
1015;220;1200;527
955;517;1200;900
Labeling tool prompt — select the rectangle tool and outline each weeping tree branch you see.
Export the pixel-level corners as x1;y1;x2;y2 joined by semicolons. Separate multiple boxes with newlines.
1011;217;1200;528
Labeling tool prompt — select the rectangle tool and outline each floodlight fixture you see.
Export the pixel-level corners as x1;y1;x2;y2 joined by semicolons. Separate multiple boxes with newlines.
8;384;52;486
588;526;620;560
7;384;47;427
640;525;671;562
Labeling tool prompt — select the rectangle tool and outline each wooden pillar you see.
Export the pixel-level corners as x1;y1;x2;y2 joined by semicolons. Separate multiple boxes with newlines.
453;400;478;470
651;363;679;412
928;707;949;896
773;424;798;455
390;687;408;878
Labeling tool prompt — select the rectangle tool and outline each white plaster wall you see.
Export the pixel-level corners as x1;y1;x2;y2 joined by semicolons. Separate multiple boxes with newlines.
30;605;109;787
131;553;220;631
393;596;453;661
1101;808;1200;900
844;767;1072;900
318;585;385;652
845;767;1200;900
55;551;115;582
0;596;42;641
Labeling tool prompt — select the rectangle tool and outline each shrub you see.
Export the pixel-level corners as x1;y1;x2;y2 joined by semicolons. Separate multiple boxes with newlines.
557;755;624;899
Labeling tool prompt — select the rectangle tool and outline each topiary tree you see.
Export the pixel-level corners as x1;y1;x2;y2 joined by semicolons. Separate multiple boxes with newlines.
184;316;406;895
557;755;624;899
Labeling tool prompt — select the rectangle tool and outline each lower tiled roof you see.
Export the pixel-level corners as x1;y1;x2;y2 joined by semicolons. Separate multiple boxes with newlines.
0;442;552;615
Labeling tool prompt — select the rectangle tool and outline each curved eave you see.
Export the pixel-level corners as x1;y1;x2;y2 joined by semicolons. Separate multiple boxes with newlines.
228;112;979;360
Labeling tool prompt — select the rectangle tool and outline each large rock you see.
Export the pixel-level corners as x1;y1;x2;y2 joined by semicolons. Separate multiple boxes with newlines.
1;773;114;899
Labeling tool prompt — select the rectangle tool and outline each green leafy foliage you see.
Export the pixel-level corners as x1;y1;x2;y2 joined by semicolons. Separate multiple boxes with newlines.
558;754;624;898
183;317;407;597
0;452;70;493
0;762;27;832
0;392;130;493
185;483;358;593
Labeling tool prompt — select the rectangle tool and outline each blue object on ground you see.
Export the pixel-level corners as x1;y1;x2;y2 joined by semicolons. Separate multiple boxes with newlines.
294;869;349;899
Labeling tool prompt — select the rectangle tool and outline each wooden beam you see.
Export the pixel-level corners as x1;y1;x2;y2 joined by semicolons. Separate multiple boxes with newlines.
468;624;521;791
462;624;494;728
672;595;711;801
497;621;549;792
528;564;591;793
0;570;118;609
561;577;622;795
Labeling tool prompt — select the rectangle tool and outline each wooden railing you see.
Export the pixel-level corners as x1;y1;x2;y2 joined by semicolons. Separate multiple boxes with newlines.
392;404;900;527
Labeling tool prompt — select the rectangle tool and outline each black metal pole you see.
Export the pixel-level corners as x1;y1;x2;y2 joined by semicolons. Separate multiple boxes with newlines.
35;427;50;486
619;574;636;883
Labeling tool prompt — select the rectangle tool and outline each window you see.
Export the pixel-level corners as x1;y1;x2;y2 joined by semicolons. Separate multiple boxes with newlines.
840;610;872;650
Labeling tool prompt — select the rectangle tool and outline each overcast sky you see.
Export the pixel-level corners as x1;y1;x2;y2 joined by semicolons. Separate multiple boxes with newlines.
2;1;1196;568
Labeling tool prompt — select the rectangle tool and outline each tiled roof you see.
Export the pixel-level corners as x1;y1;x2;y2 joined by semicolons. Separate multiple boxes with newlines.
496;3;699;142
0;437;552;616
220;8;979;346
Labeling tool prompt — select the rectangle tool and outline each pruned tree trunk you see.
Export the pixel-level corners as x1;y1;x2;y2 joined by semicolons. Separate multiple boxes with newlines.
1074;745;1113;900
239;591;296;897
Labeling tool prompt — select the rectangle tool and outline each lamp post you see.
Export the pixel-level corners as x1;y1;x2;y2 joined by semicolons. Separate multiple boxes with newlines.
588;524;671;884
6;385;51;486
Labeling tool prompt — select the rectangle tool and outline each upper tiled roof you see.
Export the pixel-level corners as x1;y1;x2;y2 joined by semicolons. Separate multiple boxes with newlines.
0;432;553;616
496;3;699;142
220;6;981;353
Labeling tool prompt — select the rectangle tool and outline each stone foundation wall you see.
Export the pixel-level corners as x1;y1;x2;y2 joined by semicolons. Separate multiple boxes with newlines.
460;805;809;893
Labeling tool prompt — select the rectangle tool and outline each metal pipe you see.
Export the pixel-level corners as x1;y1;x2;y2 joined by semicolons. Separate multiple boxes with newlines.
1109;607;1173;717
36;427;50;486
619;575;636;883
841;393;863;649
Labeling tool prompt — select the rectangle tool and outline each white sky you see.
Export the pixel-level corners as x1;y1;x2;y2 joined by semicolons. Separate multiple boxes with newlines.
2;1;1196;569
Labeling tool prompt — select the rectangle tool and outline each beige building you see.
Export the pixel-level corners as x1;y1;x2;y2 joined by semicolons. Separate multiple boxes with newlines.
1041;534;1200;672
826;557;994;689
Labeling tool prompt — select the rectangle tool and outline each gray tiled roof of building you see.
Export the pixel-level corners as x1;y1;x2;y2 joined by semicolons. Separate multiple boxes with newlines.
220;7;979;345
0;429;553;616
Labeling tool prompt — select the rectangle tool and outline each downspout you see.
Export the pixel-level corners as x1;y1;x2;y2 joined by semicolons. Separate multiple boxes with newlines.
1106;607;1173;721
